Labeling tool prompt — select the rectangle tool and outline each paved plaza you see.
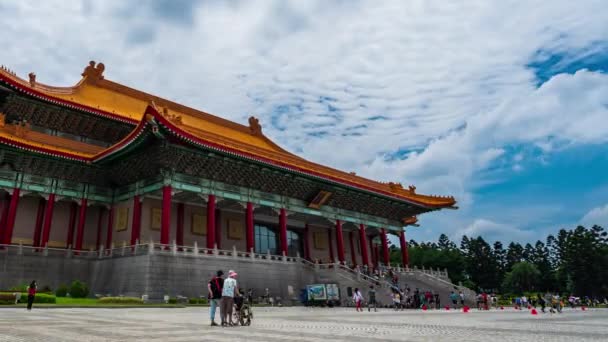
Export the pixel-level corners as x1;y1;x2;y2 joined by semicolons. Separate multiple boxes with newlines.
0;307;606;341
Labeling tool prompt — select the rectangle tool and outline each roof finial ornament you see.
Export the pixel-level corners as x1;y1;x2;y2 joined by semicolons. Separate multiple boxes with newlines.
248;116;262;136
81;60;105;84
28;72;36;87
408;185;416;194
388;182;403;192
161;107;182;125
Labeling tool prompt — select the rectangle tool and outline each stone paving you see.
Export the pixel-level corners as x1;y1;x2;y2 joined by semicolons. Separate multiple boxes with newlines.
0;307;606;341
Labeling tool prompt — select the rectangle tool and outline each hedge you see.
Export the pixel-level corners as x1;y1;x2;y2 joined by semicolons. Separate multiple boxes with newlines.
0;293;15;305
188;298;209;305
56;285;68;297
69;281;89;298
98;297;144;305
0;292;56;304
20;293;56;304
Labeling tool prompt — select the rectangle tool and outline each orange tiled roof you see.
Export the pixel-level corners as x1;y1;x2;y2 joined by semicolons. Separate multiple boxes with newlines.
0;63;456;208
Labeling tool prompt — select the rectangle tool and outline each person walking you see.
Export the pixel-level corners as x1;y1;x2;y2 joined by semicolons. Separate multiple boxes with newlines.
537;293;546;313
367;285;377;312
26;280;36;311
207;270;224;326
434;292;440;310
450;291;458;309
353;288;363;312
221;270;240;326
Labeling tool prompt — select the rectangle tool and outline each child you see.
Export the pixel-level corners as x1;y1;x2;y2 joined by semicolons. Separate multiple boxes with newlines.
27;280;37;311
353;288;363;312
393;291;401;310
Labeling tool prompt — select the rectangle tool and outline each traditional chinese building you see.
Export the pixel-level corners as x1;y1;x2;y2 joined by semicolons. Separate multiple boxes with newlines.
0;62;456;299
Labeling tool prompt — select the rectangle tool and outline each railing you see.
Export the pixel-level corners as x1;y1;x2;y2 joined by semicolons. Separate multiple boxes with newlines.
306;262;474;297
0;241;302;265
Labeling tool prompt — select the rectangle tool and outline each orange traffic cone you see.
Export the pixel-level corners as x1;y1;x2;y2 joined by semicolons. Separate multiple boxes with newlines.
445;306;450;311
581;306;586;311
422;305;428;311
463;306;470;313
531;308;538;315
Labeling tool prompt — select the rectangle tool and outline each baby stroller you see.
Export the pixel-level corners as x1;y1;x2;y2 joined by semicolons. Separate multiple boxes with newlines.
232;292;253;326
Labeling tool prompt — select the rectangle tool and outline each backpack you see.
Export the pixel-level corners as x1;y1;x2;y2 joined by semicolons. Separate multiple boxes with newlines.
209;277;222;299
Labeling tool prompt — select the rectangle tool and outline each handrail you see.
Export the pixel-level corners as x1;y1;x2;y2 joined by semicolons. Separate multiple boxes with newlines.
0;242;302;264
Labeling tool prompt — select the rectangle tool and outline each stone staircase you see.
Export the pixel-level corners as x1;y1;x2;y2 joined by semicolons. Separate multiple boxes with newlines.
309;262;476;307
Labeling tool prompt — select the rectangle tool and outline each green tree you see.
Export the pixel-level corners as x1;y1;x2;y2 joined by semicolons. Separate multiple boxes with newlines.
438;234;457;250
464;236;500;291
523;243;535;263
505;242;524;270
559;226;608;296
493;241;506;282
501;262;541;294
531;240;554;291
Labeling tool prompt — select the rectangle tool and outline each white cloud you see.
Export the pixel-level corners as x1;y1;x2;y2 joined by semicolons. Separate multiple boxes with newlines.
581;204;608;227
457;219;535;243
1;0;607;240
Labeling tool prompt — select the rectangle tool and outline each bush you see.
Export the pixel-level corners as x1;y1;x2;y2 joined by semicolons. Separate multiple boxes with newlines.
188;298;208;305
19;293;56;304
168;298;177;304
56;285;68;297
40;285;53;294
98;297;143;305
69;281;89;298
9;284;28;292
0;293;16;305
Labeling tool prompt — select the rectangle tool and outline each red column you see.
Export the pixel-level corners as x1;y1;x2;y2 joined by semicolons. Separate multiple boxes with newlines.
206;194;216;250
381;228;390;266
32;198;46;247
66;202;77;248
0;194;10;244
2;188;21;245
96;207;105;249
399;230;409;267
369;236;378;266
215;208;222;249
327;229;334;262
130;195;142;246
176;203;184;246
349;231;357;266
40;193;56;248
105;206;114;249
279;208;287;256
245;202;254;253
74;198;88;251
374;244;379;267
160;185;171;245
358;224;369;266
303;223;311;261
335;219;345;264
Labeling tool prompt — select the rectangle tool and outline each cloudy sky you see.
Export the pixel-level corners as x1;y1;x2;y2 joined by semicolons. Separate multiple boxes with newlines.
1;0;607;244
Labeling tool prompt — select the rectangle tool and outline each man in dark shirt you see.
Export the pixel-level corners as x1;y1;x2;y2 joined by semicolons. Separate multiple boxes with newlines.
368;285;377;312
207;270;224;326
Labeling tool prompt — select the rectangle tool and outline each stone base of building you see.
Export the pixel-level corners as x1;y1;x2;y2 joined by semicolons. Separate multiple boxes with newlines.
1;245;474;306
0;251;316;301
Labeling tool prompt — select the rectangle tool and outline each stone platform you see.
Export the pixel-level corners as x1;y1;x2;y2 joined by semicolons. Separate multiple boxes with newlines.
0;307;605;341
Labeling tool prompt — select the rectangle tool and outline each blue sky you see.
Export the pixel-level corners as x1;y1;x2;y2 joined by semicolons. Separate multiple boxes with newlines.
1;0;607;244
